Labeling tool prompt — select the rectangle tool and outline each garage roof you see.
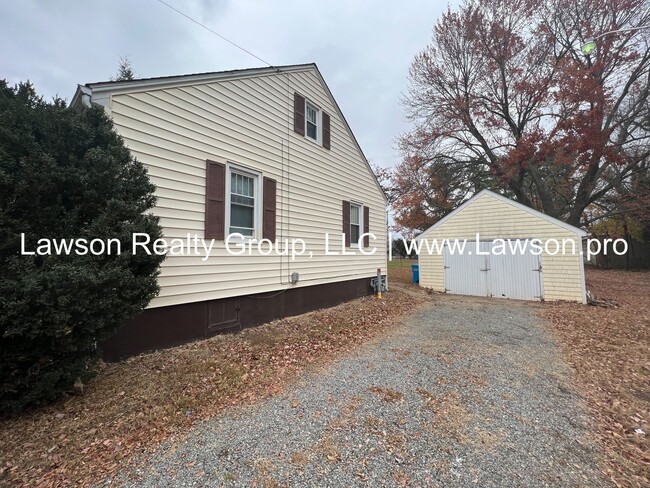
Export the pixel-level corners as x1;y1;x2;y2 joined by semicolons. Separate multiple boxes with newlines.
416;189;588;240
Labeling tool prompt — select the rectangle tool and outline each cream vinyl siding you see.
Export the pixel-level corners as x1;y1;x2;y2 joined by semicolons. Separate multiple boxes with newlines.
418;192;585;303
105;67;386;308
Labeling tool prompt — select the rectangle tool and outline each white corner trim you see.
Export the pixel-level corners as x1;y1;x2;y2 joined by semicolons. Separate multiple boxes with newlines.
579;237;588;304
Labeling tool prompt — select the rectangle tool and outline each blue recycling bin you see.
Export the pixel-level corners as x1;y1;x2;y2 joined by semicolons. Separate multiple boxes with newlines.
411;264;419;284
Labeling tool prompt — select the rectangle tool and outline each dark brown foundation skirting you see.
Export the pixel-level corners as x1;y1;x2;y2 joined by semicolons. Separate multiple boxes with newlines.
102;276;378;361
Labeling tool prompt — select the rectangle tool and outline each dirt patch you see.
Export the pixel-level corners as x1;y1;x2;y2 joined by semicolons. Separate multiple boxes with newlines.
368;386;405;403
253;457;282;488
541;268;649;487
469;425;510;452
326;395;362;431
288;451;310;466
0;290;426;487
390;347;413;360
416;388;472;441
316;435;342;463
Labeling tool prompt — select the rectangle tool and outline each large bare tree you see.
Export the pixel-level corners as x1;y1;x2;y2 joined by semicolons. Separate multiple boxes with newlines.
394;0;650;232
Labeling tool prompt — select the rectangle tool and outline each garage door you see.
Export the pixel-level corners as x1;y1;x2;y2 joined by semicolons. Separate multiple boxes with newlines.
444;239;543;301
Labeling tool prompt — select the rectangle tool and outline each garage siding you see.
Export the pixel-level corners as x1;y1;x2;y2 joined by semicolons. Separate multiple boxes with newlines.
418;192;584;302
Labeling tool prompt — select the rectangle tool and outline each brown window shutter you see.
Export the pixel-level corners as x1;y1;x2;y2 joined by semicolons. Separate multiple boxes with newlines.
342;200;350;248
205;160;226;240
322;112;331;149
363;206;370;247
293;92;305;135
263;177;277;241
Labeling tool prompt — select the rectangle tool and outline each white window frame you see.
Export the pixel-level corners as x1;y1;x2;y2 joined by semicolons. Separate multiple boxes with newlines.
225;163;262;240
304;99;322;144
349;202;363;248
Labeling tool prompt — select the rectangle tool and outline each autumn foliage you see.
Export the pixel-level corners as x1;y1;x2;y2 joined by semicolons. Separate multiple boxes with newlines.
391;0;650;234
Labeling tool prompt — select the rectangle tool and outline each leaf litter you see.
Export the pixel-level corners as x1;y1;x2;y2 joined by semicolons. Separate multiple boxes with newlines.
541;269;649;488
0;288;427;487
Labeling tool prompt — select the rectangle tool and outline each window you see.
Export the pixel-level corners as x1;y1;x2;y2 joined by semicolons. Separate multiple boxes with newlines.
293;93;330;149
305;101;319;141
227;166;259;237
350;203;361;247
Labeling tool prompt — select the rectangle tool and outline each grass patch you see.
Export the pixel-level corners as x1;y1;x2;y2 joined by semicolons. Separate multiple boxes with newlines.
0;290;425;487
387;258;416;269
388;264;415;284
542;269;649;487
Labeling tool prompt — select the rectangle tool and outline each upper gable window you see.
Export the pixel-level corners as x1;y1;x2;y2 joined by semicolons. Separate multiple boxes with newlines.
305;101;319;142
350;202;362;248
293;92;331;150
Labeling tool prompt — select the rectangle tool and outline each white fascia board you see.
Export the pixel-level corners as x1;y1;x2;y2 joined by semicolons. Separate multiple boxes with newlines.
86;65;312;98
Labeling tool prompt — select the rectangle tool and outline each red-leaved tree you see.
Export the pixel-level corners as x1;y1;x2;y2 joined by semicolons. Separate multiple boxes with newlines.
393;0;650;234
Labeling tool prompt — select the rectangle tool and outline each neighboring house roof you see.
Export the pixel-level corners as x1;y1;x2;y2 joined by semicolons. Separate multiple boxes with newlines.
416;189;588;239
70;63;387;203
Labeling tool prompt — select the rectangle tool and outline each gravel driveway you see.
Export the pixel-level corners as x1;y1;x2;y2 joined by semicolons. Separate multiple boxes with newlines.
112;295;606;487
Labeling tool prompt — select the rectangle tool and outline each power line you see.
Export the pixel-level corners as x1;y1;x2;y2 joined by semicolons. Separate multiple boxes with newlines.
154;0;274;67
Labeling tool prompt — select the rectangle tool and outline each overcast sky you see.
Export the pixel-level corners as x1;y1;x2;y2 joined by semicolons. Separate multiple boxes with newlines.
1;0;457;169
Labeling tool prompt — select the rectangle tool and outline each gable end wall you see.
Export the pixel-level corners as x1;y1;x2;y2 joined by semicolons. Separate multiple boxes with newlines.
418;193;584;302
107;68;386;308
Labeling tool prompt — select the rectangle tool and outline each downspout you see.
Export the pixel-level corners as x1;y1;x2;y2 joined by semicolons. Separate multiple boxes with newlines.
385;207;389;291
281;68;292;285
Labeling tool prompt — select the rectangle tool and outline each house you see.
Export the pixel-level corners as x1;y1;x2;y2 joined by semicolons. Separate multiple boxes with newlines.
416;190;587;303
70;63;387;359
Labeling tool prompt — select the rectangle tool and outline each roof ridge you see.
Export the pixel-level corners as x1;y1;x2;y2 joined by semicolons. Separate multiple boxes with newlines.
84;63;316;88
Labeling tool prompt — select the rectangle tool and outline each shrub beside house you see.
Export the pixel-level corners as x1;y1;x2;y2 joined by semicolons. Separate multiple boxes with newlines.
0;81;164;414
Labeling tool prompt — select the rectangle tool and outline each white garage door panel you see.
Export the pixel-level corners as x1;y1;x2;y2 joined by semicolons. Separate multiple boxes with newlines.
444;241;490;296
490;247;542;300
444;239;543;301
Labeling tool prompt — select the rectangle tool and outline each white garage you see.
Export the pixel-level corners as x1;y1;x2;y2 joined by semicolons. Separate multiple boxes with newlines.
417;190;587;303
